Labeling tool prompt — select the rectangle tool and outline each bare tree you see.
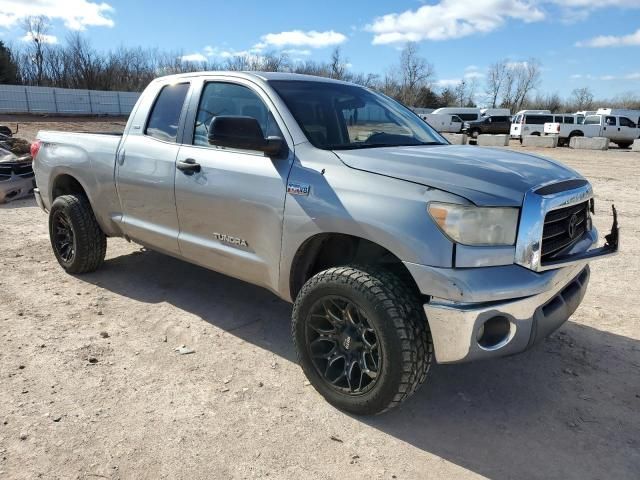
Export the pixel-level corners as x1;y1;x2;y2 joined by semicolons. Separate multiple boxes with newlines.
570;87;594;111
20;15;51;86
498;59;542;112
398;42;434;106
329;47;348;80
513;59;542;111
485;60;507;108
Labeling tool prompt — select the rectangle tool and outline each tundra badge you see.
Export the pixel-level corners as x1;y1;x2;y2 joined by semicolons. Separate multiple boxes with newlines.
213;233;248;247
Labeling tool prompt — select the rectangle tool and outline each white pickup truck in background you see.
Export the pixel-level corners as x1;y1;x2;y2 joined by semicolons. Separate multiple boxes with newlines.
544;114;639;148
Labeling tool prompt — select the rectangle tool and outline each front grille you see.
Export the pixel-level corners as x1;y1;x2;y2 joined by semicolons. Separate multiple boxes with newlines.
541;201;589;260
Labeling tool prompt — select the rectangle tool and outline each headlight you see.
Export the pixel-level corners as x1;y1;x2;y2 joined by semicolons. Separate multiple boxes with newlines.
428;203;519;246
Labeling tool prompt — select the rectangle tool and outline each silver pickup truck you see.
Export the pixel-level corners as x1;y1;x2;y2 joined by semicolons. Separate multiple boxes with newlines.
31;72;619;415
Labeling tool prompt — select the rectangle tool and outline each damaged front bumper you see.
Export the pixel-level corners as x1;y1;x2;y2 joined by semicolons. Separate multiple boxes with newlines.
0;153;35;204
406;207;619;364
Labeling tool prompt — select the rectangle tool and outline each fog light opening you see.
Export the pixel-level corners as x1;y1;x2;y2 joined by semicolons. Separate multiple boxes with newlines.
477;316;511;349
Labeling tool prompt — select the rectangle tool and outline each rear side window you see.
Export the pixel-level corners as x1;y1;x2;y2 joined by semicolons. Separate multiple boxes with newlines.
605;116;617;126
458;113;478;121
492;116;509;122
512;115;522;124
619;117;635;127
584;116;600;125
525;115;553;125
145;83;190;142
564;116;574;124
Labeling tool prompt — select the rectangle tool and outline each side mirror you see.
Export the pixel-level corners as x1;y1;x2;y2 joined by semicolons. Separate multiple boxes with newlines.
208;116;284;156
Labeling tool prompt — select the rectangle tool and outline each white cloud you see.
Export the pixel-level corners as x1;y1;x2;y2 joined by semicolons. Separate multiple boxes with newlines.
366;0;544;44
21;32;58;44
0;0;114;31
181;53;207;63
600;72;640;81
281;48;312;56
436;78;462;87
576;29;640;47
464;65;485;79
506;61;529;69
258;30;347;49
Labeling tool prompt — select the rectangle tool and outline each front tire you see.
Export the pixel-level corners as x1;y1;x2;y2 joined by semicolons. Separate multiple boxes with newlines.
292;266;432;415
49;194;106;273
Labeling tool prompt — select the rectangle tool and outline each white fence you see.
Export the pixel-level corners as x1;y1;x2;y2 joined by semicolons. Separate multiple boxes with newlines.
0;85;141;116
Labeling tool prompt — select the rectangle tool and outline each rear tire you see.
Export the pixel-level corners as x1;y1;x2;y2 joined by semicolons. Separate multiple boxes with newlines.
49;194;106;274
292;265;433;415
616;142;632;149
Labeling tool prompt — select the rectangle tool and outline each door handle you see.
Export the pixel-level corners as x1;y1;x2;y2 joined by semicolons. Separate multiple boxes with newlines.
117;149;125;166
177;158;201;174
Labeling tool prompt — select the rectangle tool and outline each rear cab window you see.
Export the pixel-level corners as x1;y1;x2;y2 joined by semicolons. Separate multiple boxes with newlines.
145;83;190;142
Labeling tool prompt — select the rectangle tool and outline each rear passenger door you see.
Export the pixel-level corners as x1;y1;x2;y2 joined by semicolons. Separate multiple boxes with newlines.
618;117;638;142
173;78;294;292
116;82;191;254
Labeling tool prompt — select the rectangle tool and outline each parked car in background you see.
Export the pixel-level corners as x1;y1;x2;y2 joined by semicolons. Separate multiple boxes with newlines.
431;107;481;122
463;115;511;137
418;113;463;133
546;114;639;148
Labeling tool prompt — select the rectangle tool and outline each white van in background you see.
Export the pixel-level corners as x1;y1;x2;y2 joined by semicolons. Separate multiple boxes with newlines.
431;107;481;122
511;111;582;140
419;113;463;133
480;108;511;117
510;111;553;139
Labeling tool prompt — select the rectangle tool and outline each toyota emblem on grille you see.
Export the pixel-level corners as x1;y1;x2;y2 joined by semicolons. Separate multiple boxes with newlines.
567;213;579;239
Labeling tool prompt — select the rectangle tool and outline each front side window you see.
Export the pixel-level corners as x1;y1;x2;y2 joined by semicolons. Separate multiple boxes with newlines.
269;80;445;149
193;82;281;146
145;83;190;142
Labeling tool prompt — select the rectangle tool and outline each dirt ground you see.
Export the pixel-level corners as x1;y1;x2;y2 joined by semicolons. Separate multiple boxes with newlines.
1;116;639;479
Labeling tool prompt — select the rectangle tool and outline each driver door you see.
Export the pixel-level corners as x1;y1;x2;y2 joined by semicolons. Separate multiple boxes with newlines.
174;79;294;292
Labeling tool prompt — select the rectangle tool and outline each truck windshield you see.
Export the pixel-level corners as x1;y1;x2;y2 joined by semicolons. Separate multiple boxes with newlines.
268;80;446;150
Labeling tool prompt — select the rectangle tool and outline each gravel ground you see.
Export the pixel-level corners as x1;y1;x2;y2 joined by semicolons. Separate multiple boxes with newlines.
0;117;639;479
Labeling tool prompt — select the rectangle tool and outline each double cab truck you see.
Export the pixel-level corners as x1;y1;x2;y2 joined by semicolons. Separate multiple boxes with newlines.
31;72;619;415
544;114;639;148
462;115;512;138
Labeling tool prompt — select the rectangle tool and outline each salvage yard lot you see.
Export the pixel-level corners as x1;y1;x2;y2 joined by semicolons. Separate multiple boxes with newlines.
1;116;639;479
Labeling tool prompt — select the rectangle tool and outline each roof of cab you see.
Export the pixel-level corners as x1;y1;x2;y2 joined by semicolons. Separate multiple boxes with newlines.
152;70;354;86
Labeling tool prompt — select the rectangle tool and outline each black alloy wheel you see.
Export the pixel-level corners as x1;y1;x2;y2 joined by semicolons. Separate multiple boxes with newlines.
306;296;380;395
52;210;75;264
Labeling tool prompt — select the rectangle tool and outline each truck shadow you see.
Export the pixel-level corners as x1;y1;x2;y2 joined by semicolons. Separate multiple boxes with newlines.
82;249;640;480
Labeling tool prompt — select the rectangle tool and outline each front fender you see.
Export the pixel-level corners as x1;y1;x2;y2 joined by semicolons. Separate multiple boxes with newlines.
278;145;462;301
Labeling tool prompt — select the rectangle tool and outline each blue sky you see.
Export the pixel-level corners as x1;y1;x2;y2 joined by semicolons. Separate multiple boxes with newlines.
1;0;639;100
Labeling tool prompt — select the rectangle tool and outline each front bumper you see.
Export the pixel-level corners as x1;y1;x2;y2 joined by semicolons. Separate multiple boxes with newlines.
422;264;589;363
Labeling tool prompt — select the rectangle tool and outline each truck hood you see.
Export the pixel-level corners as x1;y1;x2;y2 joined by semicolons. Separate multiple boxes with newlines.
334;145;582;206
